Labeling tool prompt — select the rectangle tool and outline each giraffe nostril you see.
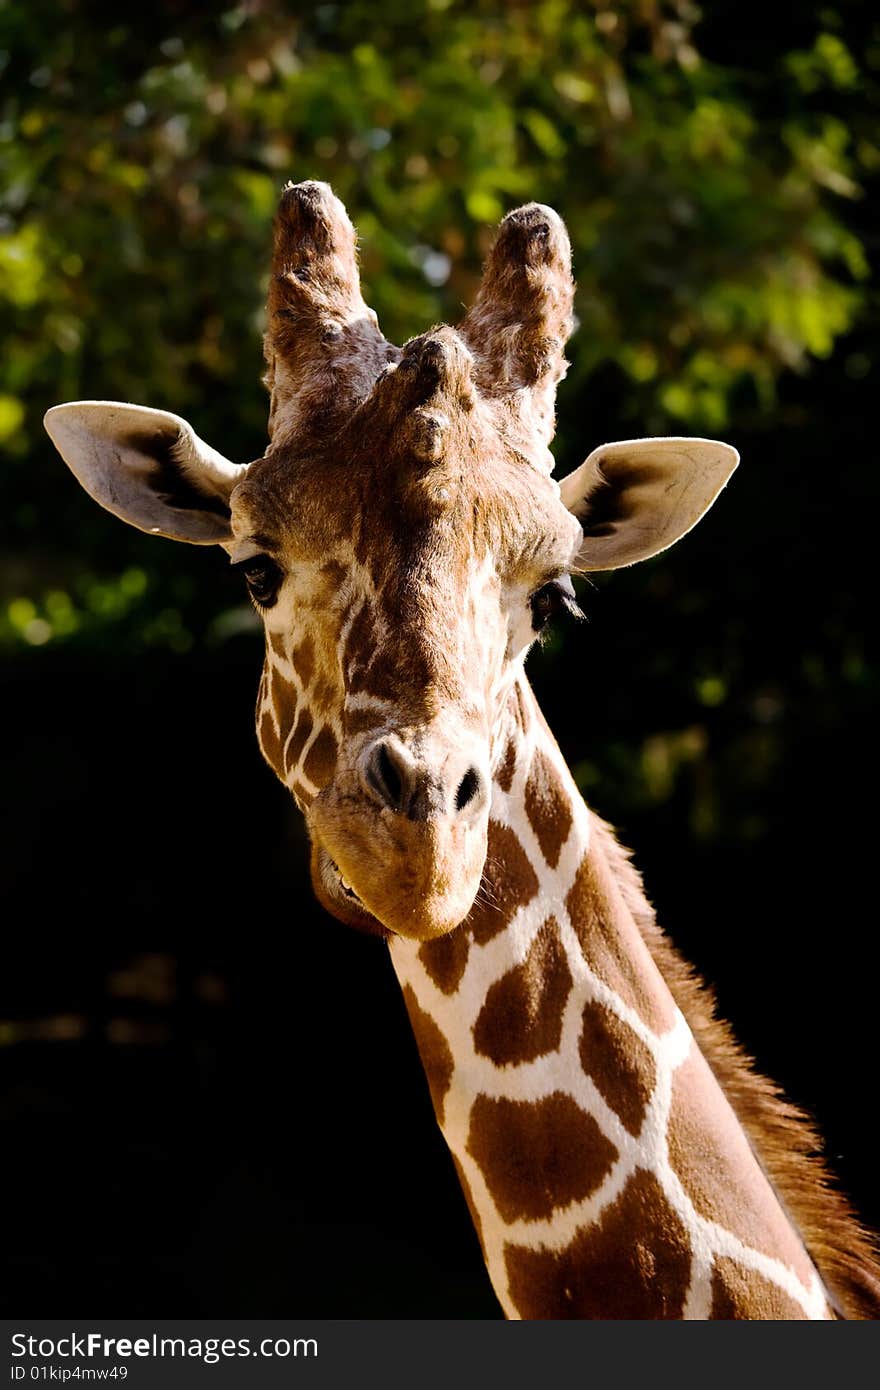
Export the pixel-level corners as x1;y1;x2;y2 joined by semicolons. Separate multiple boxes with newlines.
366;740;405;811
455;766;482;814
364;740;484;821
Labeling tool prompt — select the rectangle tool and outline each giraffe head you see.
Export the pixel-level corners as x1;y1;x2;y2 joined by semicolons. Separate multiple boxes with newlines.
45;181;737;941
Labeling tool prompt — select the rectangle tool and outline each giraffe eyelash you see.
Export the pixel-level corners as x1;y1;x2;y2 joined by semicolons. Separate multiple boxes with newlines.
234;553;284;609
529;575;584;634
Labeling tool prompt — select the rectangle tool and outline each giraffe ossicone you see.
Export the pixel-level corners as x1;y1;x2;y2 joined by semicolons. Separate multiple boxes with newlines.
45;179;880;1319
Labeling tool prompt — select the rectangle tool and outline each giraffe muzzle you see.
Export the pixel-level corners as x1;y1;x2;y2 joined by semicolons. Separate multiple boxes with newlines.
308;733;491;940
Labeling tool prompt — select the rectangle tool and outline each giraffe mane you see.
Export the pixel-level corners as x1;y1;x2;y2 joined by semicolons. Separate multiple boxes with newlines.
589;813;880;1319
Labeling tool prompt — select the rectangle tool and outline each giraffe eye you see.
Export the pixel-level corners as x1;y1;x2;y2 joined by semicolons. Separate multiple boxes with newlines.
529;575;581;633
240;555;283;609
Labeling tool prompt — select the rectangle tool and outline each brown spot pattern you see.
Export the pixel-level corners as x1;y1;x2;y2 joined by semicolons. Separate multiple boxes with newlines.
467;1092;617;1224
524;750;572;869
588;814;880;1321
270;665;295;720
402;985;454;1127
343;601;375;687
494;737;518;793
302;725;339;787
292;779;314;808
418;929;471;995
578;1000;655;1137
291;635;315;687
360;651;412;705
452;1155;486;1259
284;707;313;774
268;631;286;659
473;917;572;1066
504;1168;692;1319
513;680;531;733
667;1048;816;1287
464;821;539;946
310;678;336;716
343;706;384;737
565;852;675;1035
258;709;284;776
710;1257;810;1320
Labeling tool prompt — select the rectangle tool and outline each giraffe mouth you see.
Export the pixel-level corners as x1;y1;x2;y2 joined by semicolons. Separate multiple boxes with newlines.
327;856;363;904
309;799;487;940
311;842;389;939
318;845;369;911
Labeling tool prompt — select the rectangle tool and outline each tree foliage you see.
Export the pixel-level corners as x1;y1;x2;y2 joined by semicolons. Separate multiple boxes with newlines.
1;0;878;854
2;0;875;644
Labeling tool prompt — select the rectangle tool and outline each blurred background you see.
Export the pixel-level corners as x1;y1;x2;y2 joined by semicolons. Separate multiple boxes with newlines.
2;0;878;1316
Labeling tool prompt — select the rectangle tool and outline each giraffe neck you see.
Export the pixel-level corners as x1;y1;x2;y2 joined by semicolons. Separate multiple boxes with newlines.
389;675;831;1320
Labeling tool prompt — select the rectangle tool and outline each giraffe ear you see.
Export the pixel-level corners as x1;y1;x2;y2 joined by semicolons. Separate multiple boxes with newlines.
44;401;248;545
561;436;739;572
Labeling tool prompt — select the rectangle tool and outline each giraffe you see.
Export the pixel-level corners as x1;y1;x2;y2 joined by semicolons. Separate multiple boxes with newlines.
44;180;880;1319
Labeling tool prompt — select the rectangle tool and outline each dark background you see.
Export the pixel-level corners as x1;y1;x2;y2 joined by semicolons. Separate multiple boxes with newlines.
2;1;878;1315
